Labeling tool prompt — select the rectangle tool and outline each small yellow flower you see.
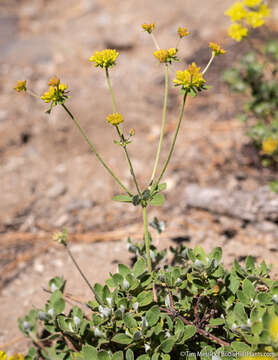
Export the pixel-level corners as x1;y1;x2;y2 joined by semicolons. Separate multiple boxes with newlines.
262;137;278;155
258;3;271;17
225;1;248;21
177;27;189;38
41;84;68;104
106;112;123;126
209;42;226;56
0;351;7;360
246;11;265;27
48;75;60;86
153;49;169;63
14;80;27;92
173;62;206;89
168;48;177;57
142;23;155;34
89;49;119;69
228;23;248;41
244;0;262;7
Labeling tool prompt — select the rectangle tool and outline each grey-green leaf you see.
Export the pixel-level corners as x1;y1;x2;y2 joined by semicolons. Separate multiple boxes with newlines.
112;333;132;344
112;195;133;203
133;257;146;278
150;193;165;206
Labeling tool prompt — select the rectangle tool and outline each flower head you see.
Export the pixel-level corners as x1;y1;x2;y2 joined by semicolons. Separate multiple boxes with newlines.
106;112;123;126
177;27;189;38
153;48;178;64
48;75;60;86
240;356;274;360
209;42;226;56
142;23;155;34
269;315;278;342
258;4;271;17
8;354;24;360
173;62;206;90
14;80;27;92
89;49;119;69
246;11;265;27
262;137;278;155
0;352;7;360
225;1;248;21
244;0;262;7
228;23;248;41
41;83;69;105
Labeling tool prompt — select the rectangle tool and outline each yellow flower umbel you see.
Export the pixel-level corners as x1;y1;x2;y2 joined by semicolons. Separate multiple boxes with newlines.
269;315;278;342
209;42;226;56
48;75;60;86
177;27;189;38
240;355;274;360
153;48;178;64
142;23;155;34
8;355;24;360
262;137;278;155
228;23;248;41
225;1;248;21
14;80;27;92
89;49;119;69
173;62;206;91
41;83;69;104
0;351;7;360
106;112;123;126
244;0;262;7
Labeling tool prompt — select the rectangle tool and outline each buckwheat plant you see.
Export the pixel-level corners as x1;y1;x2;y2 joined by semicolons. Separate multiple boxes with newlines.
14;25;278;360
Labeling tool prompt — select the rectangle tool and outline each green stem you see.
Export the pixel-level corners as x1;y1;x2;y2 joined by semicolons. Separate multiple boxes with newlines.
152;93;187;190
202;53;215;75
61;104;132;196
150;64;169;185
65;245;96;296
142;206;152;273
105;69;142;196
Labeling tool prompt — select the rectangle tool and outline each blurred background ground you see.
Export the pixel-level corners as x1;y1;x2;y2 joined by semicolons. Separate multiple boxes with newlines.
1;0;278;354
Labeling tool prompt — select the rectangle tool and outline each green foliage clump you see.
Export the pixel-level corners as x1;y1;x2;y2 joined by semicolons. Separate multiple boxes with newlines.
223;40;278;166
19;240;278;360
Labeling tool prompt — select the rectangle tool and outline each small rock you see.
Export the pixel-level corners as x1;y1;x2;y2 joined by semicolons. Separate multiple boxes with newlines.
47;182;67;199
33;259;44;273
256;221;278;233
54;213;69;227
66;199;94;211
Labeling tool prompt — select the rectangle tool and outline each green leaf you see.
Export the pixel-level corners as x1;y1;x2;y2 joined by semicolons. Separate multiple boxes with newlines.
209;318;225;326
126;349;134;360
93;283;104;303
193;245;207;263
150;193;165;206
269;181;278;193
157;182;167;192
242;278;255;299
137;356;150;360
111;352;124;360
118;264;131;277
245;256;255;272
112;333;132;344
229;275;240;294
82;345;98;360
237;290;250;305
159;337;176;353
234;303;247;322
137;291;153;306
182;325;196;340
231;341;251;351
257;292;273;304
146;305;160;327
98;351;111;360
123;314;137;329
112;195;133;202
133;257;146;278
209;247;222;263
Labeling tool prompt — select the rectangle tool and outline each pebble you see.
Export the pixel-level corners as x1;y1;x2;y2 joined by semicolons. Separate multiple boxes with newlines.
53;213;69;227
47;182;67;199
66;199;94;211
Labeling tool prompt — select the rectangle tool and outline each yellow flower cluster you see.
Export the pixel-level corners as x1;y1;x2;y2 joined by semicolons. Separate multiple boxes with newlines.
0;351;24;360
106;112;123;126
209;42;226;56
225;0;271;41
177;27;189;38
41;83;68;104
262;137;278;155
173;62;205;89
240;355;274;360
89;49;119;69
14;80;27;92
142;23;155;34
153;48;178;63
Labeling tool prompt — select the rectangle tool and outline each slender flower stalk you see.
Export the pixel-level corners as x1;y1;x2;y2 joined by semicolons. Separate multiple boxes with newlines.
105;69;142;196
142;206;152;273
150;64;169;185
202;53;215;75
152;93;187;190
151;33;160;51
61;104;133;196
